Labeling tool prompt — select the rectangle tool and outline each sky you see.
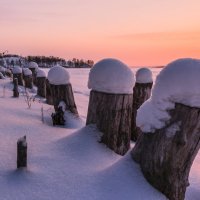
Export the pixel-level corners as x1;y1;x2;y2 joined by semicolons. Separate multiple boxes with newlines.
0;0;200;66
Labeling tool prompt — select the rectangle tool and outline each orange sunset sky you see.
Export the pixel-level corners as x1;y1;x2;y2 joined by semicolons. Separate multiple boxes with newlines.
0;0;200;66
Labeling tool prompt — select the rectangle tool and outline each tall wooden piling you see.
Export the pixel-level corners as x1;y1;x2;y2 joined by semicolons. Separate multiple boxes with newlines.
131;68;153;141
13;78;19;97
86;58;135;155
17;136;27;168
28;62;38;85
12;66;23;86
36;69;46;98
23;69;33;89
46;79;53;105
131;58;200;200
47;65;78;114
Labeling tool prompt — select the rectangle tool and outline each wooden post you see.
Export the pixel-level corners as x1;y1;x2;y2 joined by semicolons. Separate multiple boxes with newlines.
50;83;78;114
13;78;19;97
131;82;153;141
13;73;23;86
29;67;37;85
86;90;133;155
46;79;53;105
37;77;46;97
17;136;27;168
24;75;33;89
131;103;200;200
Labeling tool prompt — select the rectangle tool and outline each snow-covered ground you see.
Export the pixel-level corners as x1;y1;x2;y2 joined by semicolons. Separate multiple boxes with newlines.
0;68;199;200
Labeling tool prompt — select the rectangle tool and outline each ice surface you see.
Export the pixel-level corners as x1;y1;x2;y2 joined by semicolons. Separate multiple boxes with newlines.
36;69;46;78
137;58;200;133
12;66;22;74
47;65;70;85
88;58;135;94
136;67;153;83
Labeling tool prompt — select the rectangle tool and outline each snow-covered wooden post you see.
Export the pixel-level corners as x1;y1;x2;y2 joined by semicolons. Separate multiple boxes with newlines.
131;68;153;141
28;62;38;85
131;58;200;200
12;66;23;86
47;65;78;114
23;68;33;89
13;78;19;97
17;136;27;168
86;58;135;155
46;79;53;105
36;69;46;98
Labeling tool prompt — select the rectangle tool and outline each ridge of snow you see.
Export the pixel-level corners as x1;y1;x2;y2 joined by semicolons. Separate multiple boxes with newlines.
136;68;153;83
88;58;135;94
136;58;200;133
47;65;70;85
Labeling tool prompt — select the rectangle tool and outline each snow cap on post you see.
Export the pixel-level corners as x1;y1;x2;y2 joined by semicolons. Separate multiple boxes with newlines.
23;68;32;76
47;65;70;85
136;58;200;133
37;69;46;78
28;62;38;69
12;66;22;74
136;68;153;83
88;58;135;94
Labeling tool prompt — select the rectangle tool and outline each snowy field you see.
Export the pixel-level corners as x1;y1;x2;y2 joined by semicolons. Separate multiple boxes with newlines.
0;67;199;200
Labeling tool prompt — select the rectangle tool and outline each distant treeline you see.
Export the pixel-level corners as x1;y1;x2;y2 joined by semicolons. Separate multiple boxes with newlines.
27;56;94;68
0;54;94;68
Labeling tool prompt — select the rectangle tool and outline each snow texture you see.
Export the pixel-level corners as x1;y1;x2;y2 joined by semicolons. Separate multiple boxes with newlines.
136;68;153;83
28;61;38;69
58;101;66;112
47;65;70;85
0;72;5;79
136;58;200;133
36;69;46;78
0;66;6;73
23;68;32;76
0;67;197;200
17;136;27;147
12;66;22;74
88;58;135;94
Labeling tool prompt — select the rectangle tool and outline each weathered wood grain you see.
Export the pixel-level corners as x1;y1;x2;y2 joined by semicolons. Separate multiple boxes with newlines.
87;90;133;155
131;82;153;141
132;103;200;200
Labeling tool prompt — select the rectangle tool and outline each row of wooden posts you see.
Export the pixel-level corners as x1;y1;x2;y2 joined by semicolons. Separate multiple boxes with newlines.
11;67;195;200
12;67;152;155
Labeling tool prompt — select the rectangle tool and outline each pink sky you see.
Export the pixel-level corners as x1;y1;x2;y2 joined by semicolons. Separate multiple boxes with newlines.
0;0;200;66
